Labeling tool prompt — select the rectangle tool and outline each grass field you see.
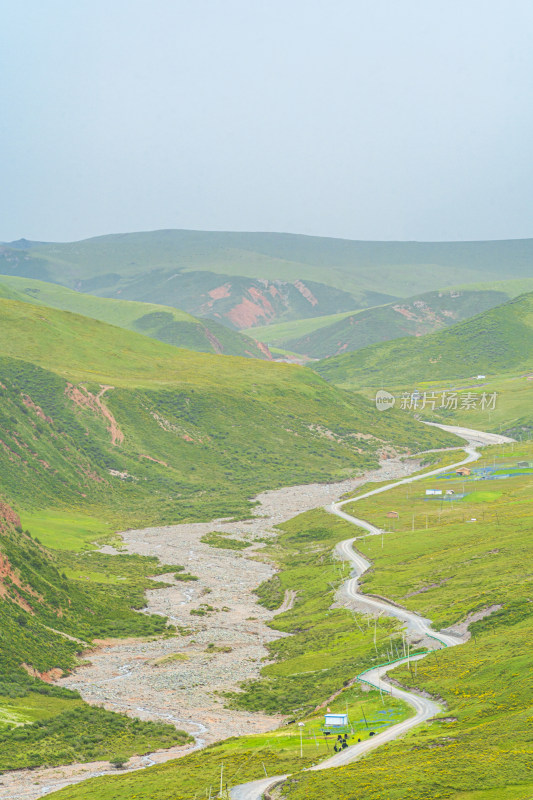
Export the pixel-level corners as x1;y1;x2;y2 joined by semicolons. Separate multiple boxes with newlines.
20;510;115;550
0;694;84;728
45;688;409;800
0;295;461;774
273;440;532;799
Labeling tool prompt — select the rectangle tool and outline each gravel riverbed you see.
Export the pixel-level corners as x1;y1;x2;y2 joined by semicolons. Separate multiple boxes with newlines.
0;456;423;800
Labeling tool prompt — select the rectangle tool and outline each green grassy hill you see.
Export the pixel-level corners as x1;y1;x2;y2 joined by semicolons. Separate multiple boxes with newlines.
2;232;533;329
281;288;510;358
316;291;533;388
0;296;456;530
0;275;272;360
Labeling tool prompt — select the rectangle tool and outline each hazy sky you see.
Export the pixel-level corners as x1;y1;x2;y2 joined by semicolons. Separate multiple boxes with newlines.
1;1;532;243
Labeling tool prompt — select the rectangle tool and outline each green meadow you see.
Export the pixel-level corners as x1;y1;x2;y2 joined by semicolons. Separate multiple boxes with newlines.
20;510;115;551
2;275;530;797
0;294;461;776
274;441;532;799
46;690;409;800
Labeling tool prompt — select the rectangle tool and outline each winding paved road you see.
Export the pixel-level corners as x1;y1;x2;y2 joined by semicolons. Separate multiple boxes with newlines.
230;425;513;800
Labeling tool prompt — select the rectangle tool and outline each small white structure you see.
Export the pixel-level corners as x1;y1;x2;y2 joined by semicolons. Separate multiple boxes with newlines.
476;375;486;380
324;713;348;727
425;489;442;496
445;489;455;495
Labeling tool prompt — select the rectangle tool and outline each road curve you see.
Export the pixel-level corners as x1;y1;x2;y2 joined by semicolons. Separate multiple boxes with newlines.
230;424;512;800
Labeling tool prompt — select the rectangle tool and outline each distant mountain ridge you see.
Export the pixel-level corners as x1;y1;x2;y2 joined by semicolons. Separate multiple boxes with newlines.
2;230;533;330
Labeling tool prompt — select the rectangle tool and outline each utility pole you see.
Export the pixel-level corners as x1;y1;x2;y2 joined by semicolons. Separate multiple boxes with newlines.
220;765;224;797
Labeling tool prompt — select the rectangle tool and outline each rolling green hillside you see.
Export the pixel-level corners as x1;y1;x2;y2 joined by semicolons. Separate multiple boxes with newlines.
0;297;457;529
316;291;533;388
282;288;510;358
0;276;271;360
2;232;533;329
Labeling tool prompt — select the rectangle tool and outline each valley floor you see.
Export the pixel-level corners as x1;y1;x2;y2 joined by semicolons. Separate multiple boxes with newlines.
0;457;423;800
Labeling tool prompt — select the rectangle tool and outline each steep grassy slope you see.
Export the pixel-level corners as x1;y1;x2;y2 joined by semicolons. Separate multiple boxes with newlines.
316;291;533;388
3;232;533;329
0;275;271;359
283;289;509;358
0;297;457;531
0;502;192;769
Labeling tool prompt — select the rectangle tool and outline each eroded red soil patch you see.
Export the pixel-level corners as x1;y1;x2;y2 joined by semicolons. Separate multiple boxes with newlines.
65;383;124;446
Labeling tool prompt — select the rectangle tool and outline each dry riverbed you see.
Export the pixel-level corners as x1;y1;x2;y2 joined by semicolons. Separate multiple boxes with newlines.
1;456;423;800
